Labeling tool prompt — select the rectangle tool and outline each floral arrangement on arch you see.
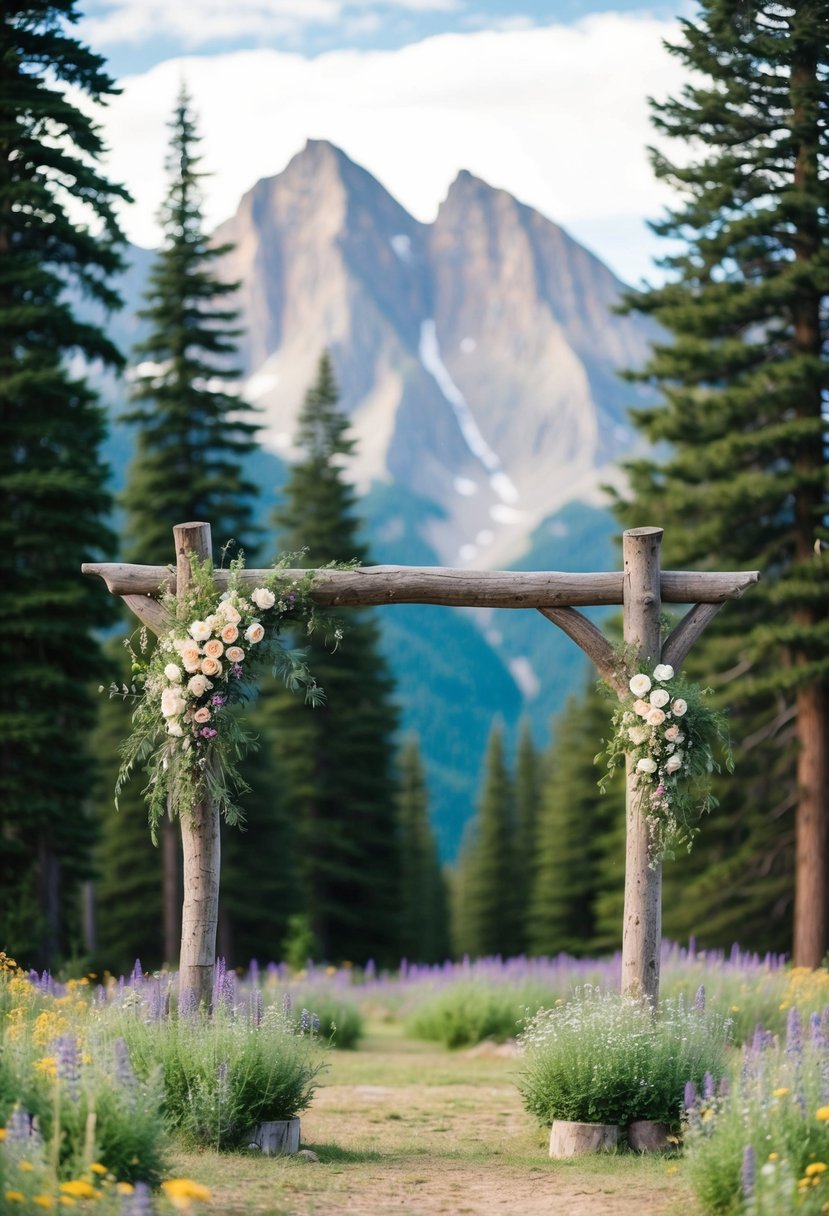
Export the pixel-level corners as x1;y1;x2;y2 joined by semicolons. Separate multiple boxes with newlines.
597;660;733;864
109;553;332;836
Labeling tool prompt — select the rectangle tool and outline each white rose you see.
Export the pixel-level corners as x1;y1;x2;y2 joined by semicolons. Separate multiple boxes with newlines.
665;754;683;774
252;587;276;611
189;620;211;642
647;707;667;726
653;664;675;682
650;689;670;709
672;699;688;717
633;699;650;718
664;725;681;742
205;614;220;633
226;646;245;663
187;674;210;697
160;687;186;718
164;663;182;683
628;726;649;745
637;757;658;774
245;622;265;645
218;601;241;626
629;673;652;697
166;720;184;737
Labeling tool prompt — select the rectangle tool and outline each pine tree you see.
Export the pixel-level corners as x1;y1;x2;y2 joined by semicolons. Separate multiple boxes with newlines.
514;717;541;950
95;87;261;971
615;0;829;964
0;1;127;966
522;685;619;958
459;723;521;958
397;735;450;963
256;352;401;967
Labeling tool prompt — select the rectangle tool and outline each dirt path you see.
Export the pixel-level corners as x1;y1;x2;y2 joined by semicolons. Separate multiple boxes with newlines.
177;1029;697;1216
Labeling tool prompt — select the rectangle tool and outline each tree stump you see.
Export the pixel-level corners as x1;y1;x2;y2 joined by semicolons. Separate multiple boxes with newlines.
628;1120;671;1152
549;1120;619;1157
250;1118;301;1155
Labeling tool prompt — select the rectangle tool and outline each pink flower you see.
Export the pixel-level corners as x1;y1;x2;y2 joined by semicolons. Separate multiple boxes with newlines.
672;698;688;717
646;707;666;726
203;638;224;660
201;656;222;677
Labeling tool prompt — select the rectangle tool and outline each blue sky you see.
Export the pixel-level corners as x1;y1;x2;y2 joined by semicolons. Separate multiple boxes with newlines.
80;1;692;283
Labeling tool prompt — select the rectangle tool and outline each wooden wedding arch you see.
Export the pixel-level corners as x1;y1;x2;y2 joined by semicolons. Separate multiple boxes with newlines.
84;521;759;1007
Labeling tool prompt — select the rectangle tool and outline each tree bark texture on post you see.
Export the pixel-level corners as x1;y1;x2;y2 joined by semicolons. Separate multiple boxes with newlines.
621;527;664;1004
173;522;220;1007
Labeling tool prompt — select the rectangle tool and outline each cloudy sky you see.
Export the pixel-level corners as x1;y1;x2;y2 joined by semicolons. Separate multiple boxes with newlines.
79;0;694;285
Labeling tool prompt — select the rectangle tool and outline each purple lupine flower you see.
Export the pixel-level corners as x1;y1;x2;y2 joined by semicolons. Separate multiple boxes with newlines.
786;1006;803;1055
56;1034;81;1101
130;959;144;987
248;987;262;1028
96;984;108;1007
248;958;259;985
5;1105;35;1143
147;977;169;1023
683;1080;698;1110
113;1038;137;1098
741;1145;755;1199
178;986;198;1019
122;1180;154;1216
810;1011;824;1046
282;992;293;1018
702;1072;716;1100
693;984;706;1013
299;1008;311;1034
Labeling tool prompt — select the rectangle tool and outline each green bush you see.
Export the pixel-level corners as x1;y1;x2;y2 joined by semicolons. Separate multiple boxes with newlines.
120;1004;326;1150
407;981;552;1049
291;993;364;1050
517;986;731;1129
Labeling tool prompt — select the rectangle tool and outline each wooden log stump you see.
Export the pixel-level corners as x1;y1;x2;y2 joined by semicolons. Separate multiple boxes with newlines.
250;1118;301;1155
627;1120;671;1152
549;1120;619;1157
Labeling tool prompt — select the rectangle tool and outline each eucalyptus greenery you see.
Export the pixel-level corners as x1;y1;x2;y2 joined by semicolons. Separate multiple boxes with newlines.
108;552;332;837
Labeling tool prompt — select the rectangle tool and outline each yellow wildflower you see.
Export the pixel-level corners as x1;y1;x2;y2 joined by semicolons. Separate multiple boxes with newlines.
807;1164;828;1177
60;1180;97;1198
18;1160;35;1172
773;1087;790;1098
0;1129;6;1141
89;1163;107;1176
35;1057;58;1080
665;1165;679;1176
116;1183;134;1195
817;1107;829;1122
34;1197;55;1210
33;1011;70;1048
59;1199;76;1208
162;1178;213;1208
769;1152;780;1161
5;1193;25;1203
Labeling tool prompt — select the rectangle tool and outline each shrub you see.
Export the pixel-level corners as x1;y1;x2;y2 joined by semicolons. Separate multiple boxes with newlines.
407;981;553;1049
685;1006;829;1215
120;1002;325;1150
286;991;364;1050
517;986;731;1129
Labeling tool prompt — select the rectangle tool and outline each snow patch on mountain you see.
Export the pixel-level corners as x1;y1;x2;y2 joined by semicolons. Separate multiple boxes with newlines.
418;319;519;506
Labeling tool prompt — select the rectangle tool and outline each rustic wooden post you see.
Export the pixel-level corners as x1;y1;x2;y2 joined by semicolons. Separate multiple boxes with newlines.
621;527;663;1003
173;522;220;1007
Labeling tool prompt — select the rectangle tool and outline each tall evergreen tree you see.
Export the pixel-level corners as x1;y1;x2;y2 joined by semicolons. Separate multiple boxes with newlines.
514;717;541;950
528;688;622;956
0;1;127;965
397;735;450;964
95;88;261;971
615;0;829;964
256;352;401;967
458;723;521;959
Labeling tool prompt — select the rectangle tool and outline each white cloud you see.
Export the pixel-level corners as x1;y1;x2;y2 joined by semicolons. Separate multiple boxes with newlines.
97;13;686;283
83;0;460;47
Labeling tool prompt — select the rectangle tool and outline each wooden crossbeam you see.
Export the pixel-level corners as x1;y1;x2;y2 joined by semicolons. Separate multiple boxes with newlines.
82;561;759;607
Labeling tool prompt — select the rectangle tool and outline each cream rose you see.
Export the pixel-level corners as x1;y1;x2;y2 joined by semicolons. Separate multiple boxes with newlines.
201;656;222;677
189;620;211;642
164;663;182;683
647;707;667;726
629;673;652;697
672;698;688;717
664;725;682;742
653;663;675;682
244;622;265;645
160;687;186;718
193;707;212;724
252;587;276;611
218;600;241;626
187;674;210;697
220;623;238;644
649;689;670;709
203;638;224;660
665;754;683;774
637;757;658;774
180;643;201;672
633;699;650;718
226;646;245;663
628;726;649;745
166;720;184;737
204;614;220;633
